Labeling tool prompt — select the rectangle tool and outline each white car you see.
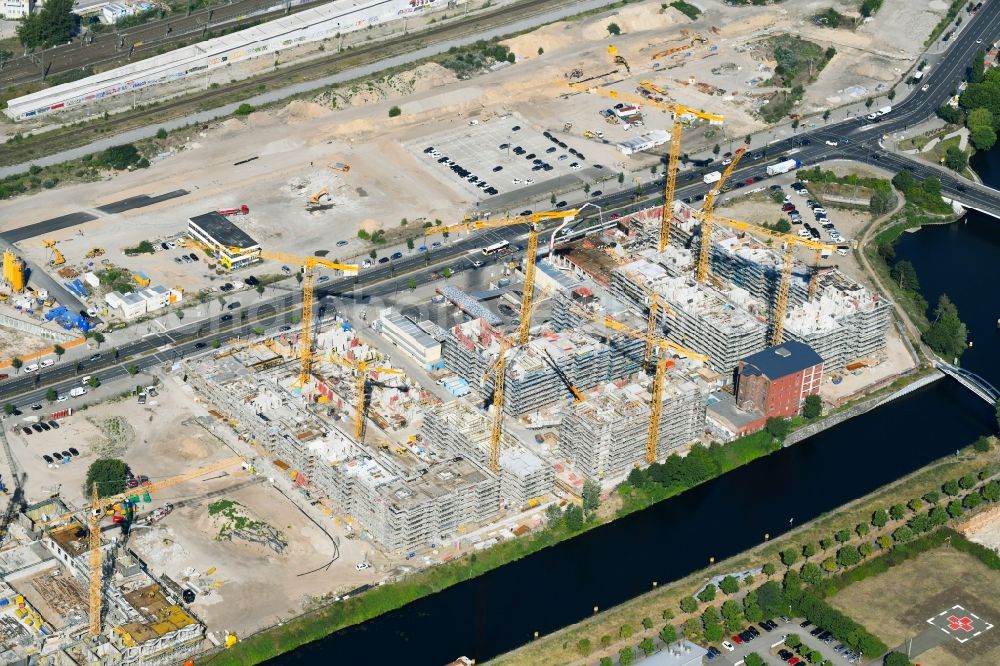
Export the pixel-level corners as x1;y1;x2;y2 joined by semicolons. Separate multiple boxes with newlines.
836;248;849;256
24;364;38;373
57;395;68;402
355;562;371;571
40;359;54;368
722;640;735;652
825;140;838;147
921;84;930;92
361;259;373;268
512;178;522;185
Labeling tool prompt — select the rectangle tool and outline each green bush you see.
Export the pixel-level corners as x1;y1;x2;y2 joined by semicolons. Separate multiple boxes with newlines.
99;143;141;170
85;458;127;498
388;105;402;118
234;103;255;116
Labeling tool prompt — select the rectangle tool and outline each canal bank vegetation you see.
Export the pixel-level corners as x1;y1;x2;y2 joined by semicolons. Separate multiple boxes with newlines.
490;438;999;666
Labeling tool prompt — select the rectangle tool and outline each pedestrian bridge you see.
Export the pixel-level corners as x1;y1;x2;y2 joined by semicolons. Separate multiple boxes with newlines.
935;360;999;405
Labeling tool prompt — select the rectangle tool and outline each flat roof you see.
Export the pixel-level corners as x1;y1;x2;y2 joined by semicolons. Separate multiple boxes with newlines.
739;340;823;379
383;310;439;351
189;212;259;250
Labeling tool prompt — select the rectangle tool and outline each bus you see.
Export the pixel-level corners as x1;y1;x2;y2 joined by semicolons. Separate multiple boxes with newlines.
481;240;510;256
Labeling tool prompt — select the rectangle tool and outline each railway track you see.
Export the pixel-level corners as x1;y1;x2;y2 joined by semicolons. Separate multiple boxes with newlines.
0;0;577;168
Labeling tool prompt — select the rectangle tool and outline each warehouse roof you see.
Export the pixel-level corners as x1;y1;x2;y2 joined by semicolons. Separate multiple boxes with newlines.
189;212;259;249
739;340;823;379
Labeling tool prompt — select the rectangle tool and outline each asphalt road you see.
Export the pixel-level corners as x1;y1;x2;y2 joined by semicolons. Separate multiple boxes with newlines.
0;0;334;88
1;0;998;407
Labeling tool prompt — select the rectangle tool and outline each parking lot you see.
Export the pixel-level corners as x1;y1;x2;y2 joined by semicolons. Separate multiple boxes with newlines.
406;114;593;202
710;617;863;666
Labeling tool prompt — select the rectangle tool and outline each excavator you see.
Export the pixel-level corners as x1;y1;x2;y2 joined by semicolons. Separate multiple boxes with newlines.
306;188;333;211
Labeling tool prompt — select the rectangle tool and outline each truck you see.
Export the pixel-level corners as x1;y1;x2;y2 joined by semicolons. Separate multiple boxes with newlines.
703;171;723;185
766;159;801;177
217;205;249;216
877;105;892;116
69;387;87;398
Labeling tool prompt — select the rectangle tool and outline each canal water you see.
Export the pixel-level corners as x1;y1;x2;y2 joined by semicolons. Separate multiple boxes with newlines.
268;162;1000;666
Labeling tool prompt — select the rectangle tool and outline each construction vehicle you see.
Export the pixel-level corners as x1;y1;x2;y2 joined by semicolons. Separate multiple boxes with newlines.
306;188;332;210
607;44;630;74
575;308;708;464
328;162;351;172
218;205;250;216
696;144;748;286
637;80;671;101
257;250;358;385
42;239;64;267
85;248;105;259
563;82;723;251
329;354;404;443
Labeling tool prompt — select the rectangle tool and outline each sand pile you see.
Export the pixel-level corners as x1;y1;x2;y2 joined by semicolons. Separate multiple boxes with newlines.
581;3;678;40
854;60;898;81
359;218;383;233
285;100;333;121
503;22;584;60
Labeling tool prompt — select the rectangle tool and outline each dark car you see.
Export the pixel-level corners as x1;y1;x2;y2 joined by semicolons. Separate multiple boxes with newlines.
591;190;603;197
546;146;557;153
423;147;434;154
378;257;390;264
221;314;233;322
160;242;170;251
499;143;510;150
227;302;241;310
437;156;449;163
556;201;567;208
391;252;403;260
810;627;824;636
778;649;794;661
69;447;79;456
51;451;61;459
520;210;533;216
31;404;42;411
244;276;259;286
800;620;812;628
957;183;967;192
42;454;53;463
38;422;50;431
195;342;207;349
49;421;59;429
61;450;71;458
22;427;32;436
492;165;503;172
747;626;760;637
31;424;43;433
525;153;536;160
189;253;199;262
558;141;567;148
707;646;721;656
511;125;521;131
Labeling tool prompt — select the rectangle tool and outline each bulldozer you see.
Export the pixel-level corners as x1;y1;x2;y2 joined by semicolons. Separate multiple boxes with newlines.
86;248;105;259
306;188;333;211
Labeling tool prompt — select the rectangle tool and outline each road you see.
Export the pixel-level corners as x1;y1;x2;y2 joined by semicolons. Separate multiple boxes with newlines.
0;0;334;88
1;0;998;407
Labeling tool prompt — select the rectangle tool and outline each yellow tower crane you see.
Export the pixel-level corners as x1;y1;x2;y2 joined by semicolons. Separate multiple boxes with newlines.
480;332;515;473
575;308;708;464
708;215;840;345
257;250;358;385
329;354;404;443
561;82;724;251
425;209;579;345
76;457;247;637
696;143;748;284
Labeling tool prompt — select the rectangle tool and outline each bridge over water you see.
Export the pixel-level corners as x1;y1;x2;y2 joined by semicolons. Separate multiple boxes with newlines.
935;360;1000;406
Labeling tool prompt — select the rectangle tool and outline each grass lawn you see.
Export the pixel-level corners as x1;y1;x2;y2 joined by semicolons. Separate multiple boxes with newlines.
828;547;1000;665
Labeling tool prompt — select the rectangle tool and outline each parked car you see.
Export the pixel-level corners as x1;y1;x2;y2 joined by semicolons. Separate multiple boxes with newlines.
31;424;43;433
227;302;241;310
42;454;53;463
721;641;735;652
22;428;32;436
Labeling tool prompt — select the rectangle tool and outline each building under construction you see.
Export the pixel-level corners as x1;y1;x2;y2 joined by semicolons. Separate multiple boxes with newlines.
443;318;644;415
421;400;554;508
559;372;709;481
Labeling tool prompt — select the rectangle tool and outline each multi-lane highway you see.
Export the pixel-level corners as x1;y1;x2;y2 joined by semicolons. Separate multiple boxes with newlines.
2;0;998;408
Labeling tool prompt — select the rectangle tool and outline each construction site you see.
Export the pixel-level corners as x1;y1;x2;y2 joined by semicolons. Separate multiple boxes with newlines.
0;0;951;662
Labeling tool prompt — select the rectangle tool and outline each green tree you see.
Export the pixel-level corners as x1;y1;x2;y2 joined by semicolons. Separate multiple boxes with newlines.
234;103;255;116
713;144;721;156
641;616;654;630
680;596;698;613
639;637;655;656
943;479;960;496
85;458;127;498
883;652;914;666
618;647;634;666
948;500;965;519
537;47;544;56
856;522;870;537
93;332;105;348
564;504;584;531
923;294;967;360
127;364;138;376
837;545;861;567
877;534;892;550
607;22;621;35
781;547;799;567
964;492;982;510
2;403;12;416
981;480;1000;502
17;0;77;48
890;260;920;291
619;623;634;639
600;658;613;666
52;344;65;360
45;387;57;402
576;638;591;656
697;584;717;603
823;109;831;122
211;339;221;350
820;536;834;549
889;504;906;520
859;541;874;557
959;473;976;490
924;490;941;504
802;394;822;418
766;417;790;440
720;575;739;594
660;624;677;643
745;654;766;666
11;358;22;374
87;376;101;388
786;633;802;648
822;557;838;573
835;528;851;543
970;124;997;150
892;525;913;543
800;561;822;585
99;144;141;170
944;145;968;172
583;478;601;513
975;435;992;452
762;562;776;577
802;543;817;558
388;106;402;118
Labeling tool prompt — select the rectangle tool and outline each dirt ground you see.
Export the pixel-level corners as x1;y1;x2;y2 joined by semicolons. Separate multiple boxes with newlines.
0;0;950;306
828;547;1000;666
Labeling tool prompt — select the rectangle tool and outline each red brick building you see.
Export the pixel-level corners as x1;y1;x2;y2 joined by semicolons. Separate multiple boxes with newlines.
734;341;824;418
